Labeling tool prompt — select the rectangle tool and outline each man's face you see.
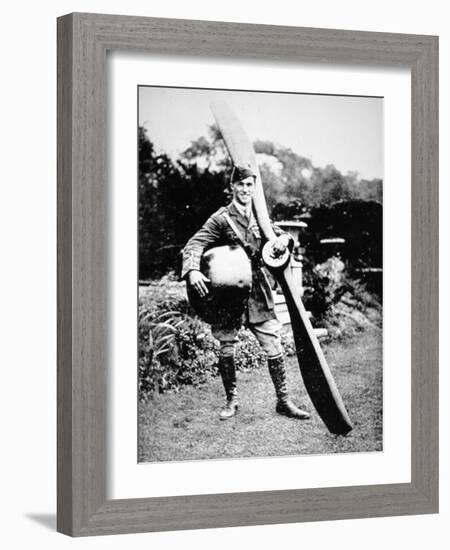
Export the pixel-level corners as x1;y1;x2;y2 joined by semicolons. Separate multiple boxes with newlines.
232;176;255;206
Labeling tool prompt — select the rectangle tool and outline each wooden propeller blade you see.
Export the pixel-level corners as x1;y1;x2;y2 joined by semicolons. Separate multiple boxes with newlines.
278;268;352;434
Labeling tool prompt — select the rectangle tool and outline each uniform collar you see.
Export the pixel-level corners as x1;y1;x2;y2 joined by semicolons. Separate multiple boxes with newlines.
231;199;252;221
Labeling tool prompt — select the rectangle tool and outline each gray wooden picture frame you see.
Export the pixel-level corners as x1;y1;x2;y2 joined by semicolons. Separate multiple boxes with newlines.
57;12;438;537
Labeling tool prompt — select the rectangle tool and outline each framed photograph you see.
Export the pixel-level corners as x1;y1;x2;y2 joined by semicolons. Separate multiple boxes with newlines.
57;13;438;536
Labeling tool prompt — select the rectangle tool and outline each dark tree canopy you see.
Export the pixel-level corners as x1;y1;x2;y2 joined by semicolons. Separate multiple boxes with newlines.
139;124;383;279
139;127;230;278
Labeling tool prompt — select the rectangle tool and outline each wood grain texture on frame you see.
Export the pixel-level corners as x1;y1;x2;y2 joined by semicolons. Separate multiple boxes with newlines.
57;12;438;536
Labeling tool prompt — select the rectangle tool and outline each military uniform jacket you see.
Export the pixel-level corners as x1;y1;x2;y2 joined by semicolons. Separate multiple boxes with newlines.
181;202;285;324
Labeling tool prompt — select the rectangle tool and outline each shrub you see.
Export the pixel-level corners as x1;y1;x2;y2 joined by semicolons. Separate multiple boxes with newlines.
138;308;184;397
171;316;219;387
234;329;267;372
139;277;270;400
323;276;382;339
303;256;347;323
302;255;382;339
138;266;378;401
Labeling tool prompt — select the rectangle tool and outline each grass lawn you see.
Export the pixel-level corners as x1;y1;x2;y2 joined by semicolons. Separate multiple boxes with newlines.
138;328;382;462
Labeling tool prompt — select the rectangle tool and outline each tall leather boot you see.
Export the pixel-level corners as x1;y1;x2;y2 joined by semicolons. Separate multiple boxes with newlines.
217;355;239;420
268;355;310;419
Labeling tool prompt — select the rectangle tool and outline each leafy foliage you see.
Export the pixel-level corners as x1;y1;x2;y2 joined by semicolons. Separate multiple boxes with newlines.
138;277;284;401
139;125;382;280
139;127;230;279
302;255;382;338
254;140;382;208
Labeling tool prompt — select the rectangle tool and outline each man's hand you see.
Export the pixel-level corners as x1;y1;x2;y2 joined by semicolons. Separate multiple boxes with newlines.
188;270;210;298
272;234;291;256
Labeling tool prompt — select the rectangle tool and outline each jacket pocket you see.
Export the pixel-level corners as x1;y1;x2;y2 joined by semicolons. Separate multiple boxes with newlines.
250;223;261;240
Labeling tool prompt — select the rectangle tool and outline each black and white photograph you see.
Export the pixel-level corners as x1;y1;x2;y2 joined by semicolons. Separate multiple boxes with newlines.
2;0;443;545
138;85;383;462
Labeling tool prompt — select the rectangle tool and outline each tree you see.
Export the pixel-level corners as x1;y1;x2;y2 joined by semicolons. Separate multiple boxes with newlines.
302;200;382;272
358;178;383;202
314;164;353;205
181;124;231;172
139;127;185;278
139;123;384;279
254;140;314;208
139;126;231;278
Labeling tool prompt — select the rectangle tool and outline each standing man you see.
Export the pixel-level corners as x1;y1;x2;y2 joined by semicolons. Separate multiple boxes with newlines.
182;165;310;421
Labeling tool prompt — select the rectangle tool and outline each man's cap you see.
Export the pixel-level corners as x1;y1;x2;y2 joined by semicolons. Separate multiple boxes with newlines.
231;164;257;183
